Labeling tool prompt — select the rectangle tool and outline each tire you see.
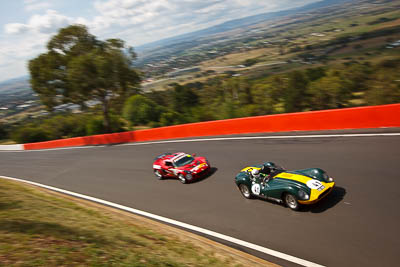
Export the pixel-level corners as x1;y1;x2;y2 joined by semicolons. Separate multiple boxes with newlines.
238;184;252;199
186;173;194;183
283;193;300;211
178;174;187;184
154;169;163;180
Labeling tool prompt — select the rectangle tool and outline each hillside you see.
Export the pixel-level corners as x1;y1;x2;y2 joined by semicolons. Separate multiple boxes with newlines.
136;0;351;54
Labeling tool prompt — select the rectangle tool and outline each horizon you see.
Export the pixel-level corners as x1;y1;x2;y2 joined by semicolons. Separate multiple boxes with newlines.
0;0;323;83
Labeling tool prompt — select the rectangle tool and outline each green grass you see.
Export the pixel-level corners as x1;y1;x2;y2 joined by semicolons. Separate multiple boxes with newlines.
0;179;250;267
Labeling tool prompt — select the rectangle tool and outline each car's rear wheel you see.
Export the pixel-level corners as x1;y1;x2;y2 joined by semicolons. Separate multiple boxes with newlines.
283;193;300;211
178;174;187;184
154;169;163;180
239;184;252;199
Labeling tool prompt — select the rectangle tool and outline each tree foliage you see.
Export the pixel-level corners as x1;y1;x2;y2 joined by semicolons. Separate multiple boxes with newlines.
10;113;124;143
22;52;400;144
146;58;399;126
29;25;140;132
122;95;162;126
11;124;52;143
0;123;8;140
364;66;400;105
284;71;309;112
171;83;199;113
308;74;349;109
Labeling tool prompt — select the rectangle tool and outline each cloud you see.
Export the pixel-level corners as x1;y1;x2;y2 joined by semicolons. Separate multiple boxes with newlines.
24;0;51;12
4;23;30;34
5;0;318;40
92;0;172;30
4;9;73;35
90;0;317;45
0;35;48;81
29;10;72;33
0;0;319;81
1;9;75;81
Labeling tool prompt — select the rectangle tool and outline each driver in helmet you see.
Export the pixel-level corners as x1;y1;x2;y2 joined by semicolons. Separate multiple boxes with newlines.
251;168;271;184
260;165;272;175
251;169;261;181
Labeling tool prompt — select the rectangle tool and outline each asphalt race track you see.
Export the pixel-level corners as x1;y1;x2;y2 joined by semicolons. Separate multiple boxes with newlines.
1;129;400;266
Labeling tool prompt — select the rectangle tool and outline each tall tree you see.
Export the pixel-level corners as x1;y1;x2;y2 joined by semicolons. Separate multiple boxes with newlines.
29;25;140;132
307;75;350;109
364;68;400;105
284;71;308;112
170;83;198;113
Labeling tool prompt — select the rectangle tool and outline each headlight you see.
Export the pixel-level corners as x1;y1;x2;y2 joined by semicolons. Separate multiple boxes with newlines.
298;190;309;200
327;177;334;182
186;173;193;180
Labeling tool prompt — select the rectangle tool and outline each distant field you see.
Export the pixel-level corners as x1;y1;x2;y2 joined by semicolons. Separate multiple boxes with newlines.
200;47;277;68
140;0;400;92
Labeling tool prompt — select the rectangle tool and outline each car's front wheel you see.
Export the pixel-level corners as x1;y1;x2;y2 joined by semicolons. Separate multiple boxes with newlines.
238;184;252;199
178;174;187;184
154;169;163;180
283;193;300;211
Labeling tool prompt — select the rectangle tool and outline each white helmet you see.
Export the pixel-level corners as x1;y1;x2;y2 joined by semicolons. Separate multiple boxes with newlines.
251;169;260;177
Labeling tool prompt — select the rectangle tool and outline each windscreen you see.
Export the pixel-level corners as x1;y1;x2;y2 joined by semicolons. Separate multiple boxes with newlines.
321;171;329;180
174;155;194;167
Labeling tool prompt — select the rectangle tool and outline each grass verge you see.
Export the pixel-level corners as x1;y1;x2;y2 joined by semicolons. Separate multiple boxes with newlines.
0;178;277;267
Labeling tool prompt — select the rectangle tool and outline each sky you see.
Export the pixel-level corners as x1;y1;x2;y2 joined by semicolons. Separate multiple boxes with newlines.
0;0;320;83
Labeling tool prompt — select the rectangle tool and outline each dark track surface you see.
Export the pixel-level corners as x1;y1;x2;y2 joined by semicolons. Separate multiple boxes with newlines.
1;130;400;266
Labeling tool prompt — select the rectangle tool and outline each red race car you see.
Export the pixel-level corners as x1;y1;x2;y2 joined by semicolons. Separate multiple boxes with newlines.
153;152;210;184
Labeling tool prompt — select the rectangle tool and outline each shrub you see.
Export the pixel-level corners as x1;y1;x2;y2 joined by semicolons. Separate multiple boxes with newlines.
86;115;124;135
0;123;8;140
11;125;51;143
122;95;161;126
242;58;258;67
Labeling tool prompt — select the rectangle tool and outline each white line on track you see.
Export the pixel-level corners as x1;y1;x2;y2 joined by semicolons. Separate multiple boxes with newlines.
121;132;400;147
0;175;325;267
0;145;106;152
3;132;399;152
0;144;23;151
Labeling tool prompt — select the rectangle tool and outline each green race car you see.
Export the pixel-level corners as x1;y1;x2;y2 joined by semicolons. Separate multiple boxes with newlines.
235;162;335;210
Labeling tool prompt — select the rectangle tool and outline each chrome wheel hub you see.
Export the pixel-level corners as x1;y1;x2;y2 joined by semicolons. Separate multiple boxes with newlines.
286;194;297;209
240;184;250;198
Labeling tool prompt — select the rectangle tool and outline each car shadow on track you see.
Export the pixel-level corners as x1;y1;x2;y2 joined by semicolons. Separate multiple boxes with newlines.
160;167;218;184
254;186;346;212
190;167;218;184
301;186;347;213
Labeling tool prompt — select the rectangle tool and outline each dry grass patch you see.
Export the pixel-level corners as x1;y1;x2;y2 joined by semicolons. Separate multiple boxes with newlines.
0;178;277;267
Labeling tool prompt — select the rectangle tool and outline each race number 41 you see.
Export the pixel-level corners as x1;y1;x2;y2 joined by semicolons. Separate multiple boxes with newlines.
251;184;261;195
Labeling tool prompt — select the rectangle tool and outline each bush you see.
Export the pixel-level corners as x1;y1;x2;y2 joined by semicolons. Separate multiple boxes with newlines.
0;123;8;140
159;111;186;126
41;114;89;138
86;116;105;135
11;125;51;143
10;113;125;143
86;115;124;135
122;95;161;126
242;58;258;67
